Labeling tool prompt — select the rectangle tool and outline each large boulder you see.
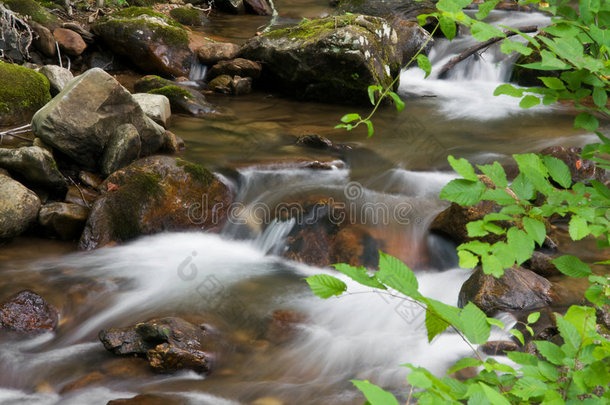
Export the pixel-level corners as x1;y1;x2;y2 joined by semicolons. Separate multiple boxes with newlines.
240;14;430;104
79;156;233;250
92;7;193;77
0;290;58;333
458;266;556;316
0;62;51;126
99;317;215;374
31;68;167;172
0;146;67;193
0;174;41;240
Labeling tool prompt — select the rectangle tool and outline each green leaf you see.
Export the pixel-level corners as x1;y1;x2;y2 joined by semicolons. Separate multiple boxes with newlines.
511;376;548;400
475;0;500;19
471;21;505;42
592;87;608;108
494;83;524;98
481;254;504;277
333;263;385;289
522;217;546;246
509;329;525;345
568;215;589;241
376;252;419;297
460;302;491;344
448;155;478;181
519;95;541;109
439;179;486;206
479;382;511;405
417;54;432;78
507;228;534;265
459;241;491;256
542;155;572;188
563;305;596;342
388;92;405;113
340;113;361;123
487;317;504;328
406;369;433;389
436;0;474;14
555;314;582;356
425;309;450;342
574;112;599;132
439;16;457;40
367;85;378;105
511;173;535;200
551;255;592;278
527;312;541;324
477;162;508;188
447;358;483;375
500;39;533;56
507;351;539;366
520;50;571;70
365;120;374;138
351;380;400;405
539;76;565;90
458;250;479;269
535;341;565;365
305;274;347;298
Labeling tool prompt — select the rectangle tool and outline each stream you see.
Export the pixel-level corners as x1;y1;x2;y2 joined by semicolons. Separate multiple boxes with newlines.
0;5;601;405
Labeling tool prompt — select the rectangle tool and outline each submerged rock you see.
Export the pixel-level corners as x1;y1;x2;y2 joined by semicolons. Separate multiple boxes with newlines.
108;393;188;405
92;7;193;77
31;68;167;171
0;145;67;193
458;266;555;316
99;317;214;374
0;61;51;126
207;58;262;81
38;202;89;241
240;14;430;103
267;309;308;344
0;174;41;241
0;290;58;333
79;155;232;250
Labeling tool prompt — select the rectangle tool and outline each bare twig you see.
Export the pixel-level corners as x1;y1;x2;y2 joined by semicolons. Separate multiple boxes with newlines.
438;25;538;78
67;176;91;208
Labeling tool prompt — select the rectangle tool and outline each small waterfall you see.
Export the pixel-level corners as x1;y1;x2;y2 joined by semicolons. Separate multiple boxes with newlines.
189;55;208;82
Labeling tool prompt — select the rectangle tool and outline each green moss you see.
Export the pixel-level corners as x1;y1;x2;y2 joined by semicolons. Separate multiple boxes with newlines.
264;15;359;41
3;0;59;27
148;85;193;100
102;18;188;47
169;7;207;26
0;62;51;118
176;159;214;186
111;6;184;28
107;172;163;241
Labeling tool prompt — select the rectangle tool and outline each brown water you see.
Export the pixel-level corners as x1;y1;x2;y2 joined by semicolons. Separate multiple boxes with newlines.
0;7;607;405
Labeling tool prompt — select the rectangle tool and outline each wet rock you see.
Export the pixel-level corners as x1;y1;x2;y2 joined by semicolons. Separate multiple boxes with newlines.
0;290;58;333
38;65;73;96
430;200;497;245
207;58;262;81
296;134;349;152
244;0;273;15
0;146;67;193
107;393;188;405
196;41;240;65
99;317;214;374
32;68;166;171
131;93;171;128
283;200;379;267
480;340;520;355
169;6;209;26
79;155;232;250
232;76;252;95
162;130;183;154
101;124;142;177
267;309;307;344
524;251;562;278
334;0;436;24
208;74;252;95
60;372;105;393
0;174;41;240
540;146;606;186
215;0;245;14
38;202;89;241
92;7;193;77
458;266;555;316
53;27;87;56
134;75;216;116
0;61;51;126
79;171;103;190
208;74;233;94
240;15;425;104
65;185;98;207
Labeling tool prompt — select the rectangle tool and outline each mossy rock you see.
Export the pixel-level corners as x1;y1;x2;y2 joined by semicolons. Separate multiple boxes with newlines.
169;7;209;26
92;7;192;77
0;62;51;126
3;0;60;28
240;15;409;104
79;155;233;249
134;76;216;116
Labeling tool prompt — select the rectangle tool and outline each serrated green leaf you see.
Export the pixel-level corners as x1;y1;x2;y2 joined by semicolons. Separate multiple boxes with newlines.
593;87;608;108
507;228;534;265
520;95;541;109
407;370;433;389
507;351;539;366
439;179;486;206
458;250;479;269
555;314;582;356
574;112;599;132
305;274;347;298
351;380;400;405
417;54;432;78
522;217;546;246
542;155;572;188
460;302;491;344
539;76;566;90
448;155;479;181
569;215;589;241
511;376;548;400
471;21;505;41
425;309;450;342
459;241;491;256
479;382;511;405
511;173;535;200
475;0;500;19
564;305;596;342
439;15;457;40
447;358;483;375
482;254;504;277
376;252;419;297
510;329;525;345
535;341;565;365
494;83;524;98
551;255;592;278
500;39;533;56
477;162;508;188
333;263;385;289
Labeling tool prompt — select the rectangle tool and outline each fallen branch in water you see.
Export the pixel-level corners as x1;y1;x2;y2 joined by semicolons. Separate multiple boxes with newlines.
438;25;538;78
0;124;34;143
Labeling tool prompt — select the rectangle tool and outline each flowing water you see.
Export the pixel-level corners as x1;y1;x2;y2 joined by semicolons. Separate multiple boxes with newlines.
0;7;603;405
